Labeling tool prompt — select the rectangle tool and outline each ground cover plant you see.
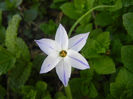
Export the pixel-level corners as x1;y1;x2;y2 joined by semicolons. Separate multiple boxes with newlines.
0;0;133;99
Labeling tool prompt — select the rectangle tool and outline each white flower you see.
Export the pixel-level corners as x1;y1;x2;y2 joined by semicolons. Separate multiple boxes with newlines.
35;24;90;86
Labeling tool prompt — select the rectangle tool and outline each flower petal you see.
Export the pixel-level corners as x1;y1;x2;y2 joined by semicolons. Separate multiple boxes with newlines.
55;24;68;50
35;39;59;55
56;59;71;86
40;53;61;74
68;50;90;70
69;32;90;52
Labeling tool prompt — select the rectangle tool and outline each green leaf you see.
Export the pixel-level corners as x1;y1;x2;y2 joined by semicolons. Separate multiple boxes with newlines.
40;20;57;35
61;2;84;19
55;92;67;99
123;13;133;38
21;86;36;99
85;0;95;10
70;78;82;99
0;85;6;99
53;0;67;3
82;31;110;59
8;61;32;91
24;9;38;22
95;32;110;53
0;47;16;75
88;83;98;98
121;45;133;73
6;0;23;9
82;39;101;59
110;68;133;98
74;0;85;10
111;39;122;63
16;38;30;61
95;12;113;27
0;10;2;25
0;26;6;43
92;56;116;74
122;0;133;7
109;0;122;11
36;81;47;98
5;14;22;54
76;23;92;33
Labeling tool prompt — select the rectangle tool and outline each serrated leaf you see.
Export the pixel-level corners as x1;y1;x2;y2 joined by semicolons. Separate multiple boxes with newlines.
95;32;110;53
61;2;84;19
110;68;133;98
5;14;22;54
121;45;133;73
92;56;116;74
74;0;85;10
88;83;98;98
8;61;32;91
85;0;95;10
123;13;133;38
40;20;57;35
21;86;36;99
36;81;47;98
122;0;133;7
82;31;110;59
76;23;92;33
16;38;30;61
0;47;16;75
110;0;122;11
95;12;113;27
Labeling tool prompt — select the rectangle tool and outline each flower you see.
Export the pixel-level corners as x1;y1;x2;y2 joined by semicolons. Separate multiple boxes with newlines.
35;24;90;86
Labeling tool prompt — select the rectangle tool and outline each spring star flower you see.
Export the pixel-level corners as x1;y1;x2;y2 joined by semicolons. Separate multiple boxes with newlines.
35;24;90;86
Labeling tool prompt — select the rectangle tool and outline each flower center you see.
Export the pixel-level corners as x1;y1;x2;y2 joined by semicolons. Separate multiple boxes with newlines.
59;50;67;57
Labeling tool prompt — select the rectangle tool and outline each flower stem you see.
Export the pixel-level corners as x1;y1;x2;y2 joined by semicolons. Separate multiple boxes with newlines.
64;84;72;99
68;5;114;37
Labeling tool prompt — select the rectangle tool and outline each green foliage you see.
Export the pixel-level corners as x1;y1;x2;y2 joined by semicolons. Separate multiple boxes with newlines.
5;0;23;9
8;61;32;91
0;85;6;99
0;10;2;25
110;68;133;99
82;31;110;58
95;12;113;27
0;47;16;75
5;14;22;54
0;10;5;43
0;0;133;99
16;38;30;61
123;13;133;38
21;81;52;99
40;20;57;35
24;8;38;22
122;0;133;7
61;2;84;19
92;56;115;74
121;45;133;73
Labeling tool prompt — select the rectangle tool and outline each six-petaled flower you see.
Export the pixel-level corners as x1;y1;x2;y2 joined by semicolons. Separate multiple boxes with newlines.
35;24;90;86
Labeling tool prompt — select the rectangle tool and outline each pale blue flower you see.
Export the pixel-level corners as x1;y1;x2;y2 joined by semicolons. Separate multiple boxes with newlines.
35;24;90;86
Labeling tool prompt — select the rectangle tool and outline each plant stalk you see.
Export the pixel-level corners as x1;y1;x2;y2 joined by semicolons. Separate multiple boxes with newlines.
68;5;114;37
64;84;72;99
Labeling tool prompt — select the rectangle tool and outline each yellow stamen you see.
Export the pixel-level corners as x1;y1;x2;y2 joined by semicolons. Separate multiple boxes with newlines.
59;50;67;57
